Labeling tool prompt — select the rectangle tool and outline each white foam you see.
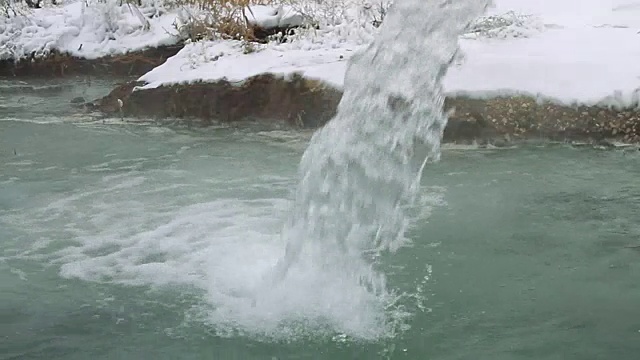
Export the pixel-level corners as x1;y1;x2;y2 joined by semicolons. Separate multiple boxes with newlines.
258;0;486;341
7;160;440;340
0;117;66;124
4;160;36;166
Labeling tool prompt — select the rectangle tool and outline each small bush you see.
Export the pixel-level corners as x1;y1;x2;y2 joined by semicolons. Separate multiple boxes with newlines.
283;0;346;27
361;0;392;28
172;0;278;42
1;0;22;17
466;11;544;39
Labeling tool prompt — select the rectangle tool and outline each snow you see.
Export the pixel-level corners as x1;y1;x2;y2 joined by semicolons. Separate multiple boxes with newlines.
2;0;640;108
446;27;640;108
138;0;640;108
247;5;305;29
0;0;180;60
138;41;351;89
450;0;640;107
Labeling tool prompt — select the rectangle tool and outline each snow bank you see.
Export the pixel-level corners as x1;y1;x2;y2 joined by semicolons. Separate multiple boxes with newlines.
247;5;304;29
2;0;639;108
454;0;640;107
139;40;349;89
489;0;640;29
139;0;640;108
446;27;640;108
0;0;180;60
139;0;383;89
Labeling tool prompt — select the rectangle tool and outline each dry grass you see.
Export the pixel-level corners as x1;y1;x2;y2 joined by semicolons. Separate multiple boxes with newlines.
178;0;275;11
174;0;279;42
1;0;26;17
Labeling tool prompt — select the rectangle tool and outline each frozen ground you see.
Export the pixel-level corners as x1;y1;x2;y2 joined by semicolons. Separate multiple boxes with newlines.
447;0;640;108
2;0;640;107
140;0;640;108
0;0;180;60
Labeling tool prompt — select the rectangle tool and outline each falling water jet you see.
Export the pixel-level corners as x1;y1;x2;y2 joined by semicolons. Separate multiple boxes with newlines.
257;0;491;322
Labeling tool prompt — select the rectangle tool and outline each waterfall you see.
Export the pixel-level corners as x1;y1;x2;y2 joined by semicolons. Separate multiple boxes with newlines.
271;0;490;282
257;0;490;336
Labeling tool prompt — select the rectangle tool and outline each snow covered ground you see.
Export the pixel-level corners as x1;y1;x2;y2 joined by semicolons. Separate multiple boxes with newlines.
140;0;640;108
447;0;640;107
0;0;180;60
2;0;640;108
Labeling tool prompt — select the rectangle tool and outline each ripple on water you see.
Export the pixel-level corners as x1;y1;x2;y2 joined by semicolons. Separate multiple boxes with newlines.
3;166;440;342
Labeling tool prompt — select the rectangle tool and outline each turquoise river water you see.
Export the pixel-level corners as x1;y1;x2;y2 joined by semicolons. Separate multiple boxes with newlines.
1;79;640;359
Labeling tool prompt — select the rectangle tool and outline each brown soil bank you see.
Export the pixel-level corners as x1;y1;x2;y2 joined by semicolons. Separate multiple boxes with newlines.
94;74;640;145
0;45;183;77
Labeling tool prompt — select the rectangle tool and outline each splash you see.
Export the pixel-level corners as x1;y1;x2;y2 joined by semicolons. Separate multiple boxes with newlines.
264;0;491;331
1;0;492;343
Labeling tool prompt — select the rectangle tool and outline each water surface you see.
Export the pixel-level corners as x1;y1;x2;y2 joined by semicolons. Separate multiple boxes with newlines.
1;79;640;359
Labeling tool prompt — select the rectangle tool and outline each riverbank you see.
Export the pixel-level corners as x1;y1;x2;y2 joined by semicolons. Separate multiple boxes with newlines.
2;0;640;145
0;45;183;77
91;77;640;146
3;114;640;358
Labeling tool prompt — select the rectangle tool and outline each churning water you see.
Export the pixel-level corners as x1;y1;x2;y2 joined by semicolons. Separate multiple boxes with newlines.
259;0;492;338
2;80;640;359
3;1;640;359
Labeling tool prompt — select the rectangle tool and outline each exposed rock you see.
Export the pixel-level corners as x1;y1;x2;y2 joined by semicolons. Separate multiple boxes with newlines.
94;74;640;145
94;74;342;128
0;45;183;77
247;5;306;42
251;25;300;43
446;96;640;144
70;96;86;104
